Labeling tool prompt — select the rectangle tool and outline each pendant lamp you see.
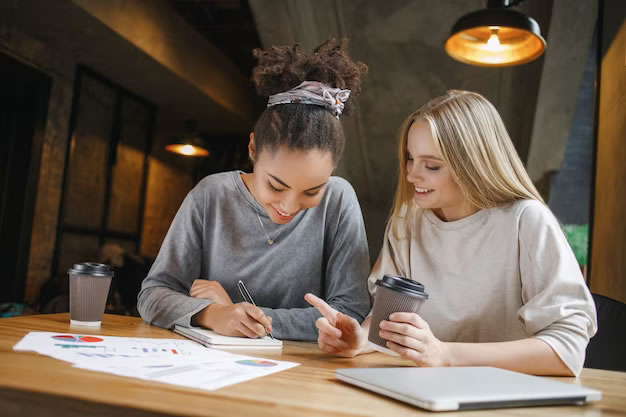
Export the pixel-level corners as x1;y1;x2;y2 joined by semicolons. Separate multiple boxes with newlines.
165;120;210;157
445;0;546;67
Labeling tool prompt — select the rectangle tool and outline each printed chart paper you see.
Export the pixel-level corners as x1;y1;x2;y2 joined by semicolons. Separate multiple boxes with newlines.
14;331;298;391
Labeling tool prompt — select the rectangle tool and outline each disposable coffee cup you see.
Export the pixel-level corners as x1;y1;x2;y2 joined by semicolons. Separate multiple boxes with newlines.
68;262;114;327
368;275;428;356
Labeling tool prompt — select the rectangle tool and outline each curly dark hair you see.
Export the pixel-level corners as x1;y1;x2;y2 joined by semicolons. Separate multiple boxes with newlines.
251;38;367;165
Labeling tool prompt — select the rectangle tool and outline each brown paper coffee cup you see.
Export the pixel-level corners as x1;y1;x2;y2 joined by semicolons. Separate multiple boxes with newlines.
68;262;114;327
368;275;428;356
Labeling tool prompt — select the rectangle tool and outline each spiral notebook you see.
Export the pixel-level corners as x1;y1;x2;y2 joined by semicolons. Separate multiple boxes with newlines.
174;325;282;349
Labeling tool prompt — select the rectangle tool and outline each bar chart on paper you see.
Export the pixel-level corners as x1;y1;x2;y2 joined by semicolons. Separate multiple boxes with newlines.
133;346;179;354
124;338;208;356
54;344;105;350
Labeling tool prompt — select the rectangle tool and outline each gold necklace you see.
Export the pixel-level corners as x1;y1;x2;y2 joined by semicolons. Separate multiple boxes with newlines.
256;212;283;245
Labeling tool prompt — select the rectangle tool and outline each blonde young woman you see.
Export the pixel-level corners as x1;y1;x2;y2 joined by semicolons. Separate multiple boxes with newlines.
306;90;597;376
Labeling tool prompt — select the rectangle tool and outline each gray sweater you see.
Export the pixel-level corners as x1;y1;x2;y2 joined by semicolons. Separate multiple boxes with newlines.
137;171;371;341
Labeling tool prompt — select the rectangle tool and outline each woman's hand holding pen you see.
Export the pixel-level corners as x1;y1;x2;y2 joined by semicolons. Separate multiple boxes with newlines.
305;293;370;357
190;280;272;338
190;280;233;305
195;302;273;338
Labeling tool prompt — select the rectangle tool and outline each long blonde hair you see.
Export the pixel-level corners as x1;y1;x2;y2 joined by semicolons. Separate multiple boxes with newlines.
391;90;544;219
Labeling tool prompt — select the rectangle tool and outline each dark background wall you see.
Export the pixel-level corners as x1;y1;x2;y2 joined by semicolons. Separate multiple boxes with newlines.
0;0;615;308
548;34;596;225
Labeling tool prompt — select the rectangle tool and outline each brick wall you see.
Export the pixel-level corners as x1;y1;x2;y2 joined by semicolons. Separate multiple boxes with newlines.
0;27;75;305
1;27;197;305
140;129;195;258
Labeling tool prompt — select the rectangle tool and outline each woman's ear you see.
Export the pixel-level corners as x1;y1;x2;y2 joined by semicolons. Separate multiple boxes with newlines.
248;132;256;163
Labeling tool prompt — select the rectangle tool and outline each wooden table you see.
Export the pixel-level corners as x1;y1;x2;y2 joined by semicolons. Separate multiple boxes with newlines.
1;313;625;417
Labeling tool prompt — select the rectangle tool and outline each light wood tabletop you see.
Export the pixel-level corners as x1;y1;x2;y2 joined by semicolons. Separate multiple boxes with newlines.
1;313;625;417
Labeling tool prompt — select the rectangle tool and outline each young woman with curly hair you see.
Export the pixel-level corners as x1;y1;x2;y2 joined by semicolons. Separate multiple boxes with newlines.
138;39;370;341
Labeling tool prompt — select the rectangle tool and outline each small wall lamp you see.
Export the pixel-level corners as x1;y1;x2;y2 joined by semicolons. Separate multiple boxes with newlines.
165;120;210;157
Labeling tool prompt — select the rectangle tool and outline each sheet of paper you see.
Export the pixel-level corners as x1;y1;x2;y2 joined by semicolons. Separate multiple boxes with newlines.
73;352;298;391
13;331;299;391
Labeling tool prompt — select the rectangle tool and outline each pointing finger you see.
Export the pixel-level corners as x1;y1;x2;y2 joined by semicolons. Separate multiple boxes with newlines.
305;293;337;325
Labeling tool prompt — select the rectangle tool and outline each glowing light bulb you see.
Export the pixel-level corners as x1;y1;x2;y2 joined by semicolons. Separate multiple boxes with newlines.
486;29;501;51
181;144;195;155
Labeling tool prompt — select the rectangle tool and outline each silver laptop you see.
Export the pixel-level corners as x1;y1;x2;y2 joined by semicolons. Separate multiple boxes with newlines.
335;367;601;411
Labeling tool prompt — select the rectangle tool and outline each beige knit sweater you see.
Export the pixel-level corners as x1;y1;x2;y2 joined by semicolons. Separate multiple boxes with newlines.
367;199;597;375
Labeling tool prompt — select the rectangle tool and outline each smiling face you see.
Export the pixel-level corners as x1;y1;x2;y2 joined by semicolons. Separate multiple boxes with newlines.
242;134;335;224
406;120;474;222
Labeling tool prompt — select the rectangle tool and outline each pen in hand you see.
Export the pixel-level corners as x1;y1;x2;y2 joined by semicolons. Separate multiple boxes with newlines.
237;280;275;340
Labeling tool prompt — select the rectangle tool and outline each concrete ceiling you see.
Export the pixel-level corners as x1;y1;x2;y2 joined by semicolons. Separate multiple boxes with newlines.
169;0;262;77
249;0;597;256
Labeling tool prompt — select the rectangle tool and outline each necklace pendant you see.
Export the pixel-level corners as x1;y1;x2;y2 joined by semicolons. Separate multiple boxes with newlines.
267;239;274;245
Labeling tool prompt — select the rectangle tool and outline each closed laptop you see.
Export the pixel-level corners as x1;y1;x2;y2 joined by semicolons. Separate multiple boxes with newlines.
335;367;601;411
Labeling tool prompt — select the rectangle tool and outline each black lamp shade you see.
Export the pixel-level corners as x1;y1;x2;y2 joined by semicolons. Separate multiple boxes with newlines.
445;7;546;67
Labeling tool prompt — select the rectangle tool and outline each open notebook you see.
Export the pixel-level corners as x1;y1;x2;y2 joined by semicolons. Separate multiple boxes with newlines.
174;325;282;349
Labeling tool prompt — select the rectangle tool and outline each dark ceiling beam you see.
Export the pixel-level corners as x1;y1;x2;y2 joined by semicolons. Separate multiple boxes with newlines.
1;0;260;133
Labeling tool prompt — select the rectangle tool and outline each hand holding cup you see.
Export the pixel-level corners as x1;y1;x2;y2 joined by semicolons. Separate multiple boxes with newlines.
368;275;429;356
379;312;450;366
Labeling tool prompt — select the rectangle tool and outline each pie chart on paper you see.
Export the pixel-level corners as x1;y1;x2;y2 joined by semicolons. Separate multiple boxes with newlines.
235;359;277;367
52;335;104;343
